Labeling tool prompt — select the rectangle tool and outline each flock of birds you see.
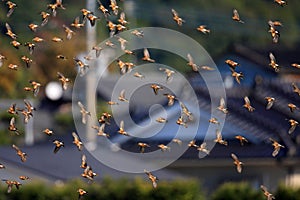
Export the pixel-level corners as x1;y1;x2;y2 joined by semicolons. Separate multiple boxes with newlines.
0;0;297;199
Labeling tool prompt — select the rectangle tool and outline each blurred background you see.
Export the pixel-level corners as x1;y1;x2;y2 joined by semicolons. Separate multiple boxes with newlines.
0;0;300;199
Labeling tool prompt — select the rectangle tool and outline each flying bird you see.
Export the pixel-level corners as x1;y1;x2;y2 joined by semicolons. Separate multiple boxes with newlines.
118;120;130;136
63;25;75;40
260;185;275;200
187;53;199;72
6;1;17;17
231;153;243;173
288;119;298;134
158;144;171;152
92;124;110;137
269;53;279;72
197;25;210;34
109;0;119;15
6;23;17;40
151;84;163;95
78;101;91;124
288;103;298;113
197;142;210;155
2;179;21;193
43;128;53;136
214;129;228;146
57;72;71;90
217;97;228;114
171;9;185;26
81;165;97;181
138;142;150;153
80;154;87;169
72;132;83;151
292;83;300;96
232;9;244;23
235;135;248;146
12;144;27;162
40;11;50;26
77;188;88;200
243;96;255;112
159;67;175;82
269;138;284;157
274;0;287;6
53;140;65;154
142;48;155;63
8;117;20;135
164;94;176;106
71;17;85;29
144;170;158;188
118;89;129;102
265;97;275;110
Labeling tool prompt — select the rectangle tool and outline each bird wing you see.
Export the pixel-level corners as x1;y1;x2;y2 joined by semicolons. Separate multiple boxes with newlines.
288;124;296;134
10;117;15;126
171;9;178;17
244;96;251;105
143;48;150;58
72;132;79;142
119;89;126;99
12;144;20;152
231;153;239;162
269;53;276;63
120;120;124;130
233;9;239;19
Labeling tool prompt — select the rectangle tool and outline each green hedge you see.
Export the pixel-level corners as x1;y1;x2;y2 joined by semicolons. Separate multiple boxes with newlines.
275;184;300;200
211;182;264;200
3;179;300;200
0;178;205;200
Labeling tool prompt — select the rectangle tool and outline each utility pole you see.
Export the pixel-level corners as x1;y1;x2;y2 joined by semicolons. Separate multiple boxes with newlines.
85;0;97;151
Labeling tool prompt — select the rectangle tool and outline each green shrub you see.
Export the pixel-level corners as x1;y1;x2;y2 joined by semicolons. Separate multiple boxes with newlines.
275;185;300;200
211;182;263;200
0;178;204;200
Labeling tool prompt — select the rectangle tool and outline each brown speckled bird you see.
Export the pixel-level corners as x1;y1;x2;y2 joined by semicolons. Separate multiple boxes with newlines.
151;84;163;95
138;142;150;153
292;83;300;96
288;119;298;134
260;185;275;200
77;188;87;200
235;135;248;146
217;97;228;114
265;97;275;110
78;101;91;124
243;96;255;112
142;48;155;63
232;9;244;23
6;1;17;17
72;132;83;151
269;53;279;72
57;72;70;90
187;53;199;72
6;23;17;40
12;144;27;162
144;169;158;188
269;138;284;157
8;117;20;135
53;140;64;154
171;9;185;26
197;25;210;34
118;120;130;136
231;153;243;173
214;129;228;146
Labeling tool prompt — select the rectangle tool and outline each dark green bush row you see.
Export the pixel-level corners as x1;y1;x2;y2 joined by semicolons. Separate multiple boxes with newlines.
2;178;300;200
0;178;205;200
212;182;300;200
